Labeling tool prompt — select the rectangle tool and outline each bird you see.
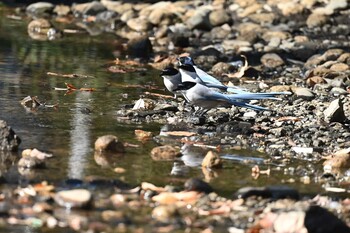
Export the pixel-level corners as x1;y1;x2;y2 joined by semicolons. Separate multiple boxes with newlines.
177;56;247;94
160;66;182;98
175;64;291;114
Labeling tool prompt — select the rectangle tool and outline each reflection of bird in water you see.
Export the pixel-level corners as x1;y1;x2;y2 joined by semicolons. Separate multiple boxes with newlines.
180;144;206;167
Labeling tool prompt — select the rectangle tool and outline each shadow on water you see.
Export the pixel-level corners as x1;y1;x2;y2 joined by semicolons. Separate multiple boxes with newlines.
0;7;325;199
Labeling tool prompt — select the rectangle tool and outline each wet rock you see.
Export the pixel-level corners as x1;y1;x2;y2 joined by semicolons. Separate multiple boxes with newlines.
72;1;106;16
26;2;54;18
152;205;178;223
54;189;92;208
101;210;129;224
151;145;181;161
305;205;350;233
27;18;58;41
235;186;299;200
324;98;346;123
209;9;231;27
261;53;284;69
18;157;45;169
184;178;213;194
307;13;328;28
186;7;212;30
292;87;315;100
94;135;125;153
202;151;222;168
0;120;21;151
126;35;153;59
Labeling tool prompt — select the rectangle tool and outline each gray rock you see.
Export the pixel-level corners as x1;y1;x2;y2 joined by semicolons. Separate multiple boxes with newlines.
293;87;315;100
26;2;54;18
186;8;212;30
260;53;284;68
72;1;107;16
209;9;231;27
0;120;21;151
126;35;153;58
324;98;346;123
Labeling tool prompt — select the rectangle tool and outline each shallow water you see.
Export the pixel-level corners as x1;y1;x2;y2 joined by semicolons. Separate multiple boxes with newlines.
0;7;325;201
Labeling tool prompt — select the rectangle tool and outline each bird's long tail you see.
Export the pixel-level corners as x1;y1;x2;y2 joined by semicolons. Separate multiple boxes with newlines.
229;100;271;111
227;92;291;100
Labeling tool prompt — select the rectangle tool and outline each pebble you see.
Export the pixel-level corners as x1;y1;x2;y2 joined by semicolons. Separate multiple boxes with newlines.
94;135;125;153
292;87;315;100
324;98;346;123
152;205;178;222
201;151;222;168
54;189;92;208
260;53;284;68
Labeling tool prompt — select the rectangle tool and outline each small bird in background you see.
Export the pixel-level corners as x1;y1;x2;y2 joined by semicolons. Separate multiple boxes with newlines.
177;56;247;94
160;66;182;98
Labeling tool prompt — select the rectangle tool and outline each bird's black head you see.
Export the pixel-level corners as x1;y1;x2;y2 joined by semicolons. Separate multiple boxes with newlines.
177;56;196;66
160;67;179;76
179;64;196;73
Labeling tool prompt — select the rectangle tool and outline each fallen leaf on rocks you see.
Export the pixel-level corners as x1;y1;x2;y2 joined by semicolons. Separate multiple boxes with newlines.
323;148;350;168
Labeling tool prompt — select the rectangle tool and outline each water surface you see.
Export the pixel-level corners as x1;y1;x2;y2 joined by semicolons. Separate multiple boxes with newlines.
0;7;324;198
